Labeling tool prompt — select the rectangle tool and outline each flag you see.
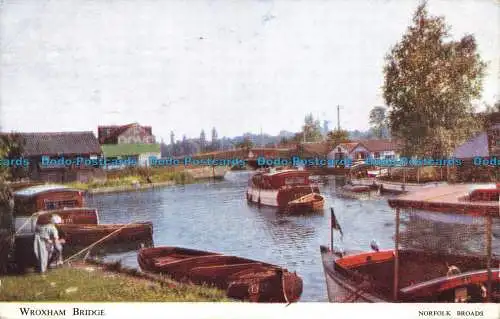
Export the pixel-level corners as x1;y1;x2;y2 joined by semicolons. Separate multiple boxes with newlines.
330;207;343;238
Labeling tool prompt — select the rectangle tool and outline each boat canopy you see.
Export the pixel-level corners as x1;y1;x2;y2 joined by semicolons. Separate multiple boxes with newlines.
14;184;82;197
388;184;499;217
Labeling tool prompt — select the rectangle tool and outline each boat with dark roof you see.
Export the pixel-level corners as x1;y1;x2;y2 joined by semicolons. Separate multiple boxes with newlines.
320;184;500;302
246;168;324;212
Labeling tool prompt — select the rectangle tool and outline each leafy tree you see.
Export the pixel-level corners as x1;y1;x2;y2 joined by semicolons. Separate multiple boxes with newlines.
383;3;485;157
369;106;389;139
210;127;219;151
326;129;351;147
169;131;175;145
292;132;304;144
199;130;206;152
0;133;26;181
235;137;253;152
484;100;500;114
279;137;290;147
302;113;323;142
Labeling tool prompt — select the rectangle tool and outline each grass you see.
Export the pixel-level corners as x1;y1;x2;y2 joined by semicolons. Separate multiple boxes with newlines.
66;168;195;191
0;265;230;301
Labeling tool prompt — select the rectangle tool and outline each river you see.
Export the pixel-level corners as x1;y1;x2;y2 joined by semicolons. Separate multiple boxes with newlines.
85;171;499;302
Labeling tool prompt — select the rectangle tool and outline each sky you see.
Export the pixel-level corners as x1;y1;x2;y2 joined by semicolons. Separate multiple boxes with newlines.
0;0;498;142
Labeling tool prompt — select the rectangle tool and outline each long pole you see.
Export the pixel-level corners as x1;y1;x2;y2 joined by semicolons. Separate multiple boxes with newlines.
337;105;341;131
330;208;334;251
393;208;400;301
486;214;492;302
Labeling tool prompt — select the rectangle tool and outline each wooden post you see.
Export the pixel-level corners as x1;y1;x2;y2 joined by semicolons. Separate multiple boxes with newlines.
486;214;492;302
393;208;400;301
330;208;334;251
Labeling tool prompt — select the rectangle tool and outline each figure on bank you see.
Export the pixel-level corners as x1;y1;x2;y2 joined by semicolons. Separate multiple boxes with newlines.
33;214;65;273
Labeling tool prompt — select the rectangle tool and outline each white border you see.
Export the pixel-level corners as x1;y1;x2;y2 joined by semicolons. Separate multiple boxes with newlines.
0;303;498;319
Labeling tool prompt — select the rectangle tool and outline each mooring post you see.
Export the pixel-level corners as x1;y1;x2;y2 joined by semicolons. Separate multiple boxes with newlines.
330;208;334;251
486;214;492;302
393;208;400;301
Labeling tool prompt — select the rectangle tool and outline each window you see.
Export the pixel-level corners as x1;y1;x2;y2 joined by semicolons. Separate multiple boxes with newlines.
44;200;78;210
374;152;380;159
284;177;306;185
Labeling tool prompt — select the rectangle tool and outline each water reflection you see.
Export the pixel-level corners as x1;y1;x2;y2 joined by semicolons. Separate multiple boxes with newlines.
84;172;499;301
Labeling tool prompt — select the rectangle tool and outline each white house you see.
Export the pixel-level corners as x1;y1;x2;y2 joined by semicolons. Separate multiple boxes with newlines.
328;139;401;162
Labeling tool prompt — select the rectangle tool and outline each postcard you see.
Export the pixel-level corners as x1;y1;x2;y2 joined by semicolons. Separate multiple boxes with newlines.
0;0;498;318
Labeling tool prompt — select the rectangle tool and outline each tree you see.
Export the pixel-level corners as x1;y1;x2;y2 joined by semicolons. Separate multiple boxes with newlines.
369;106;388;139
199;130;206;152
279;136;290;147
235;137;253;151
326;129;351;147
210;127;219;151
170;131;175;145
302;113;322;142
485;100;500;114
0;133;26;181
383;3;485;157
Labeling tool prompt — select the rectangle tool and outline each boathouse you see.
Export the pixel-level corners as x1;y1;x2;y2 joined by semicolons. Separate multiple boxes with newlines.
7;132;104;183
452;112;500;182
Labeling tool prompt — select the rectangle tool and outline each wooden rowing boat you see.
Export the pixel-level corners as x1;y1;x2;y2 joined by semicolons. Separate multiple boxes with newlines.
137;246;303;303
286;193;324;213
58;222;153;246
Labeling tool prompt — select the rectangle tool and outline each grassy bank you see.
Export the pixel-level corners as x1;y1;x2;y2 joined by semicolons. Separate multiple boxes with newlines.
66;168;195;191
0;265;230;301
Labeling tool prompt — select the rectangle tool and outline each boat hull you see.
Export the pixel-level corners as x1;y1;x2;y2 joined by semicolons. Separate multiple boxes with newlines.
59;222;153;246
286;194;325;213
246;186;322;211
320;246;385;302
138;246;303;303
319;246;500;303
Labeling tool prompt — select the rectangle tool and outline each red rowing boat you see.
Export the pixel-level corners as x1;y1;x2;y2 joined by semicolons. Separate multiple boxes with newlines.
58;222;153;246
137;246;303;303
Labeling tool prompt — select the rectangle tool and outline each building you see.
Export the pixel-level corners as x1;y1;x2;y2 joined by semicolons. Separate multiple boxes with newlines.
452;112;500;182
5;132;104;183
98;123;161;167
98;122;155;144
101;143;161;167
328;139;401;162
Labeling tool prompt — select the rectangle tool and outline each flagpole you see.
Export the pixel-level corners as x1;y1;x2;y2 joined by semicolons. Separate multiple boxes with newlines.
330;207;334;251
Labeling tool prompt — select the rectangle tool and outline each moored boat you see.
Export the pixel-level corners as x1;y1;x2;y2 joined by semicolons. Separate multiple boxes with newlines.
246;168;321;211
320;184;500;303
58;222;154;246
137;246;303;303
286;193;324;213
14;184;85;215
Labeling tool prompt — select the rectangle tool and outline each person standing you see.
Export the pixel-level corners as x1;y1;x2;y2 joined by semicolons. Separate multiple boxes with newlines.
33;215;60;273
48;215;65;267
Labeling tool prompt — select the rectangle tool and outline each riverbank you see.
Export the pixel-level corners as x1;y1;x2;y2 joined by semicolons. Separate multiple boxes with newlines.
85;181;176;194
0;260;230;301
66;167;229;194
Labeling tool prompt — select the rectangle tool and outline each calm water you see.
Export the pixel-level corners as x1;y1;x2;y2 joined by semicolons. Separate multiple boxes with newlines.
85;171;499;302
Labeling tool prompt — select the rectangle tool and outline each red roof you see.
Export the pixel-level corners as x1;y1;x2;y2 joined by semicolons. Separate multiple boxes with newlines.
358;139;402;152
98;123;153;144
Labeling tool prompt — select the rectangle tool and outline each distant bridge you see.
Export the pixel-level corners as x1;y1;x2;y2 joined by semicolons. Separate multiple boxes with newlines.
173;148;293;169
